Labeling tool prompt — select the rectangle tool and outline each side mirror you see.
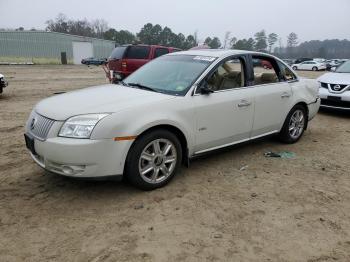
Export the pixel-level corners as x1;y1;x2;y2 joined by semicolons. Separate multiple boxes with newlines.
199;81;214;95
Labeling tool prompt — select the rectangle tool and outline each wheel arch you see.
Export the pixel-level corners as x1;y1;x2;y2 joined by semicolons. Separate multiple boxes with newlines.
131;124;189;166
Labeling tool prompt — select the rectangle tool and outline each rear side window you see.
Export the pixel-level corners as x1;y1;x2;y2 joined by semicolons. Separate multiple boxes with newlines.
278;61;297;81
125;46;150;59
110;46;127;59
154;48;169;58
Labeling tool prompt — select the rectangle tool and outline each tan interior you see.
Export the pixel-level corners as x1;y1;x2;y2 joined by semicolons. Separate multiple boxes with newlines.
207;61;244;91
254;73;278;85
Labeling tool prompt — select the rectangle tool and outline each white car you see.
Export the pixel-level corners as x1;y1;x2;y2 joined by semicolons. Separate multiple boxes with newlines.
317;60;350;110
25;50;320;190
292;61;326;71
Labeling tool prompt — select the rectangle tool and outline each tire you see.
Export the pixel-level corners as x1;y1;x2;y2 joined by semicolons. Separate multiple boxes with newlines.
292;66;297;70
278;105;307;144
125;129;182;190
312;66;318;71
263;65;268;69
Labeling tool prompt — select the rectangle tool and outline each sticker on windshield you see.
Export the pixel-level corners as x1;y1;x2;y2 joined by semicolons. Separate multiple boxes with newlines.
193;56;216;62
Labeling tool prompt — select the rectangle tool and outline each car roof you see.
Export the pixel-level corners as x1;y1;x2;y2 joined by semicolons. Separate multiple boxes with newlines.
167;49;271;59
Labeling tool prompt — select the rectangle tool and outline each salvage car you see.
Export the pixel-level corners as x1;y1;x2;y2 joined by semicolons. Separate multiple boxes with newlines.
24;50;320;190
317;60;350;110
0;73;8;94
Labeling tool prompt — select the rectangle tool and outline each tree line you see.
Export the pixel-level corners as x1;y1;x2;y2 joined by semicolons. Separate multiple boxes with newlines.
9;13;350;58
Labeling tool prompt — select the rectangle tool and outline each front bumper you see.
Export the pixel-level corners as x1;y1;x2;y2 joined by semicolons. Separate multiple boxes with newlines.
319;87;350;110
25;135;133;178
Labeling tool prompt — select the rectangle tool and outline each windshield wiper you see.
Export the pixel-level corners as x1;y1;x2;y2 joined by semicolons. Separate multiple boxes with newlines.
119;80;129;86
127;82;158;92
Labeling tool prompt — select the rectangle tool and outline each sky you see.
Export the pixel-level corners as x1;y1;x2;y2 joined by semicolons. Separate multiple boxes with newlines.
1;0;350;45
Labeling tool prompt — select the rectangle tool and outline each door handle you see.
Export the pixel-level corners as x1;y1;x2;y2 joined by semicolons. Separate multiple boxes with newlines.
281;92;291;98
238;100;252;107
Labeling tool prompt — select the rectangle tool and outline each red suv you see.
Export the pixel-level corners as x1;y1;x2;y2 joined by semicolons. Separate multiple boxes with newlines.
106;44;181;83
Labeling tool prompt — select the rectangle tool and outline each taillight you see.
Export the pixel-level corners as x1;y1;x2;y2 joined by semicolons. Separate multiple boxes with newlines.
121;61;127;71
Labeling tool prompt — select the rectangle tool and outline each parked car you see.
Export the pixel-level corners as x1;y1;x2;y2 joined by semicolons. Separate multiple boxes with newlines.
317;60;350;110
282;59;294;66
0;73;8;94
106;44;181;83
81;57;107;65
294;58;313;64
261;60;272;69
24;50;320;190
252;59;272;69
292;61;326;71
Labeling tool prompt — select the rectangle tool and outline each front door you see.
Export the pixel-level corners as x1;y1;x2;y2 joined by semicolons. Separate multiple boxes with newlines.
193;56;254;153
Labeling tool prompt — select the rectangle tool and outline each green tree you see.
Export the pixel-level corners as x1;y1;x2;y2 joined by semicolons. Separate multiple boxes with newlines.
233;38;255;51
254;30;267;51
287;32;298;47
268;33;278;53
137;23;154;44
104;28;117;41
183;35;197;49
286;32;298;57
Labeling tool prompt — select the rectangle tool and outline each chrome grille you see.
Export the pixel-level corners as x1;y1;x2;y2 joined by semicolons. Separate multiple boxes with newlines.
28;112;55;140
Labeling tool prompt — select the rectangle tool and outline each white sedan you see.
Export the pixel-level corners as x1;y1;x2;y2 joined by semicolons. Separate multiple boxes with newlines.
292;61;326;71
317;60;350;110
25;50;320;190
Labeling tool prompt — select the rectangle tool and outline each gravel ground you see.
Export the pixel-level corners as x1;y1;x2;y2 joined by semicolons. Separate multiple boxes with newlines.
0;65;349;262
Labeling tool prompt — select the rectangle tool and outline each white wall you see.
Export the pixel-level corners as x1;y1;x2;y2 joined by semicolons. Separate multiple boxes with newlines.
72;41;93;65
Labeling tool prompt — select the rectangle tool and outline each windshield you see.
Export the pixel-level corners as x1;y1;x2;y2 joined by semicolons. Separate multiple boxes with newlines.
124;55;216;96
109;46;127;59
336;61;350;73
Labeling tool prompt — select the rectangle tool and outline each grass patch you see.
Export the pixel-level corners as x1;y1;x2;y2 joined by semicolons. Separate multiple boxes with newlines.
0;57;73;65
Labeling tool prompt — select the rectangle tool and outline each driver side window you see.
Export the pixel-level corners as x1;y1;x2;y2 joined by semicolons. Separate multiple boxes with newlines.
206;58;245;92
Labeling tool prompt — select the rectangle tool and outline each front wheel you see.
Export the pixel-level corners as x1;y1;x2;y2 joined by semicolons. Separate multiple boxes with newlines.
278;105;307;143
292;66;297;70
125;129;182;190
312;66;318;71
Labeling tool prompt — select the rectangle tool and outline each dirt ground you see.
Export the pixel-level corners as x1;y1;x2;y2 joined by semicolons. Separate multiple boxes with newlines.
0;65;349;262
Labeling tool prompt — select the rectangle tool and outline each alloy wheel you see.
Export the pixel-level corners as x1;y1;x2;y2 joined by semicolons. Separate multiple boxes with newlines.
138;138;177;184
288;109;305;139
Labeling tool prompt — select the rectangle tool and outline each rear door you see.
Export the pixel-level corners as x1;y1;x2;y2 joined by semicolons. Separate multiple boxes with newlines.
249;55;293;137
124;46;151;74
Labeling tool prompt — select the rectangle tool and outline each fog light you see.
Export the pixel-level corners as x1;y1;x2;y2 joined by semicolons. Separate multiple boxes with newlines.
62;166;74;175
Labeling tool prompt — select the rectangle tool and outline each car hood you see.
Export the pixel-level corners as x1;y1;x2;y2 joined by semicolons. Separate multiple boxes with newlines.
317;72;350;85
35;84;175;120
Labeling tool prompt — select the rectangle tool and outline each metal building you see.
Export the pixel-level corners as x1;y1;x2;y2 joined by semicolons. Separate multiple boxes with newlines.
0;31;115;64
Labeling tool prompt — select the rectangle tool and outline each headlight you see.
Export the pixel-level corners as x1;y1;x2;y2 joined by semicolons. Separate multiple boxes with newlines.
59;114;109;138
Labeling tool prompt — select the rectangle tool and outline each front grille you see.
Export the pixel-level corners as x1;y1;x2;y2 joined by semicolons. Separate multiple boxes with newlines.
329;84;348;92
27;112;55;140
321;99;350;109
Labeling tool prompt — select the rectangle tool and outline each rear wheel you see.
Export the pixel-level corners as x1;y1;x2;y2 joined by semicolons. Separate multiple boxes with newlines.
125;129;182;190
312;66;318;71
292;66;297;70
278;105;307;143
